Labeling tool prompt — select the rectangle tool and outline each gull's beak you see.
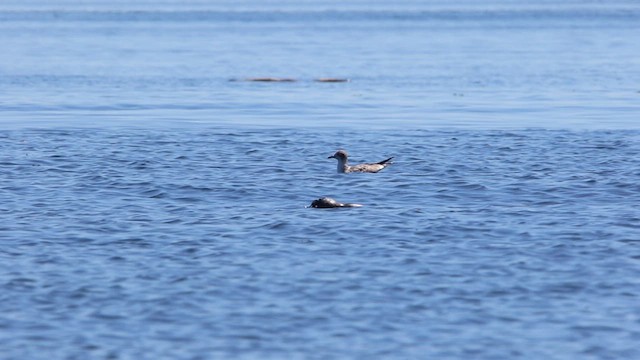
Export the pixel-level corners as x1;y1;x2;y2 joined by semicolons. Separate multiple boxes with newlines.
328;155;335;159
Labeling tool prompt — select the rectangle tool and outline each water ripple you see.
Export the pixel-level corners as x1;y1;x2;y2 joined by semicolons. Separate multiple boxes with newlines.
1;127;640;359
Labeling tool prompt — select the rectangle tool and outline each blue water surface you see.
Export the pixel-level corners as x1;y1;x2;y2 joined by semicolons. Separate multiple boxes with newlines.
1;1;640;359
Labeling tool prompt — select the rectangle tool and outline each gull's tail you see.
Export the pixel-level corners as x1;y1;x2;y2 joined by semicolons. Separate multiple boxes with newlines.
378;157;394;165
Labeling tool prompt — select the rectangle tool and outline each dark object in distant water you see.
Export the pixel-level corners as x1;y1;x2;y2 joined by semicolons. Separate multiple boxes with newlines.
229;77;349;83
314;78;349;83
310;197;363;208
328;149;394;173
239;77;297;82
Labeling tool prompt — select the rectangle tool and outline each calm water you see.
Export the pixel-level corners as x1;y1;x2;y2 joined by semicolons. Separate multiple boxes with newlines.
2;1;640;359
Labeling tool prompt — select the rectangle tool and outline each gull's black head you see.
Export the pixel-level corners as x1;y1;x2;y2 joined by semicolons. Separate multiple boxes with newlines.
328;150;348;160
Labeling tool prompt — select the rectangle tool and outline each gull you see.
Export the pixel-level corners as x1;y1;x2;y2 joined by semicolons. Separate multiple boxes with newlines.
328;150;394;173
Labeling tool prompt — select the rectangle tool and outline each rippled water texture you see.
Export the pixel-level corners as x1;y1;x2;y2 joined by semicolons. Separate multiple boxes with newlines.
1;128;640;359
2;0;640;358
1;0;640;129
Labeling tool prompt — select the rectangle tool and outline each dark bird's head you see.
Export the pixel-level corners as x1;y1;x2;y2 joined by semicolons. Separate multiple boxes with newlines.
328;150;348;161
310;197;340;208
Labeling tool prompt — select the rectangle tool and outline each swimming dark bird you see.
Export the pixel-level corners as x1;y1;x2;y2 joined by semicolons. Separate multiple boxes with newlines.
309;197;363;208
314;78;349;83
328;150;394;173
242;77;296;82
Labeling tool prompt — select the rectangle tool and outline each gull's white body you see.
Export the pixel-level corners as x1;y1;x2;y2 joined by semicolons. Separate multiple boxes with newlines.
328;150;394;173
